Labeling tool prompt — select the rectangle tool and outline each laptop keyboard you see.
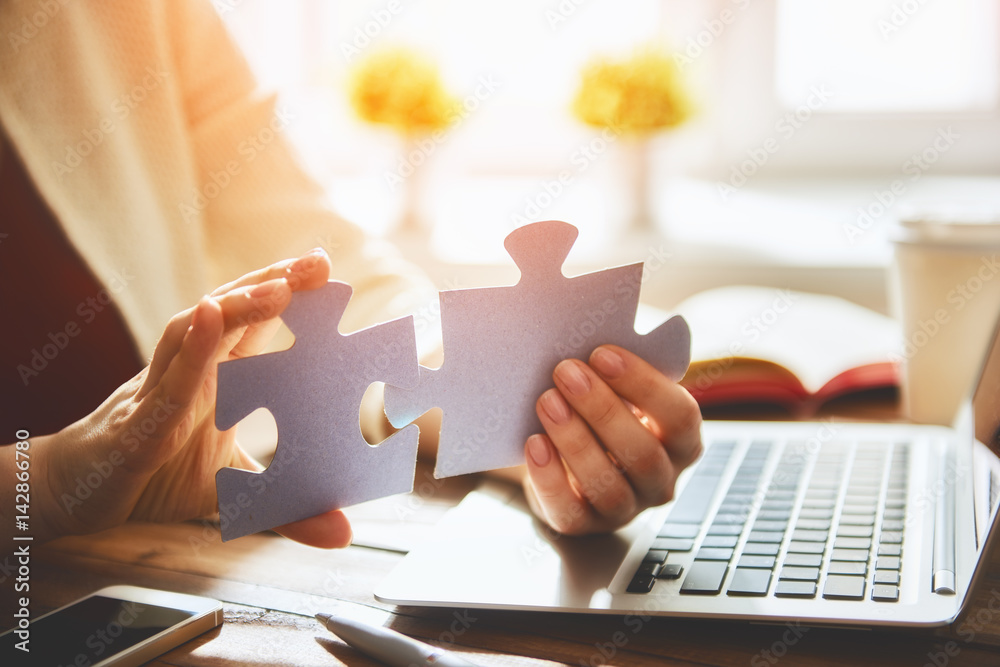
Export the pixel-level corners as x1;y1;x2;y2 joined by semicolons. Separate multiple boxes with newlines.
627;438;909;602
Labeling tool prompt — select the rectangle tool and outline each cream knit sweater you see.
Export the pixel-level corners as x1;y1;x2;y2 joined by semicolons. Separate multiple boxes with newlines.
0;0;434;360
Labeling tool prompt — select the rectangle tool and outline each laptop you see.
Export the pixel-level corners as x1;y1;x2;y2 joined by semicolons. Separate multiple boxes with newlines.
375;316;1000;628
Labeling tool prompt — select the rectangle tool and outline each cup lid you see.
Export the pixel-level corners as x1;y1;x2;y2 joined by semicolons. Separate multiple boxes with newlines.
892;206;1000;247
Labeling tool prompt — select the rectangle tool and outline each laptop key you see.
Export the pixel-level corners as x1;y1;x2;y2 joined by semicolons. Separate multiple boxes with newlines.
709;524;746;536
782;553;822;568
778;566;820;581
876;556;901;570
872;584;900;602
877;544;902;557
774;580;817;598
787;541;825;554
657;563;684;579
728;568;772;596
658;523;700;538
791;529;828;542
652;538;693;551
627;570;656;593
837;525;874;538
838;514;876;526
702;535;739;548
874;570;900;585
680;561;729;595
834;537;872;550
643;549;669;564
696;547;734;561
880;531;903;544
823;575;866;600
747;531;784;543
827;561;867;575
752;520;788;532
830;548;869;562
738;555;776;569
742;542;780;556
667;474;726;524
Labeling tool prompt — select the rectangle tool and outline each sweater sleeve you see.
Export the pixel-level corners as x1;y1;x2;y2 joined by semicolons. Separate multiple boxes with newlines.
163;0;437;335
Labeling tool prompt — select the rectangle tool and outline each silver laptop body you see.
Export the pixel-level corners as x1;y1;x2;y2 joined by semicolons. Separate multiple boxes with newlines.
376;320;1000;628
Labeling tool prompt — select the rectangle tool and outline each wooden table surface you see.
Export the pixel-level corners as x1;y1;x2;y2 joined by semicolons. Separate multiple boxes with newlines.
10;456;1000;666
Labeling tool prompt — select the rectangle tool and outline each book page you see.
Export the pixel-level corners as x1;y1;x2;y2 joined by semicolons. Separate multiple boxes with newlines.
674;286;900;395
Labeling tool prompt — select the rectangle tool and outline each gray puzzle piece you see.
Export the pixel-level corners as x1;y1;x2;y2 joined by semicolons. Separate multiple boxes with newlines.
384;220;691;478
214;281;419;541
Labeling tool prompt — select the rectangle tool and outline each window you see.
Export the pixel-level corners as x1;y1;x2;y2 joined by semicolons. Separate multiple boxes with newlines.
218;0;1000;280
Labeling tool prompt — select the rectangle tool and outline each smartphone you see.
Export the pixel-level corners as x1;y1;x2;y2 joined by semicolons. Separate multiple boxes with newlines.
1;584;222;666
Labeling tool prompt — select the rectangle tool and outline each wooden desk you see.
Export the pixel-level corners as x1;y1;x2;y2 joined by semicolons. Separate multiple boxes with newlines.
11;460;1000;667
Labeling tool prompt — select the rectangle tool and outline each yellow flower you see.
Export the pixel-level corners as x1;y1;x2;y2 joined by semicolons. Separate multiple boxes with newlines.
349;47;457;135
573;48;693;134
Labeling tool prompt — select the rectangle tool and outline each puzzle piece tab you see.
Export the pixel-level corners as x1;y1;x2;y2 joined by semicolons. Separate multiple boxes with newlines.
384;220;691;478
215;281;419;541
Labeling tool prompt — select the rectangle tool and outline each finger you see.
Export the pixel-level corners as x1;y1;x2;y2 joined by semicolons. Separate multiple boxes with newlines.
125;298;223;469
589;345;703;469
552;359;675;507
215;279;293;359
274;510;353;549
139;280;292;398
536;386;638;523
210;247;331;297
523;434;602;535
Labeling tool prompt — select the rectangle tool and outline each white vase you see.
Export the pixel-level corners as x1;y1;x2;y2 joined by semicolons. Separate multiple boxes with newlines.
619;137;655;233
396;136;428;236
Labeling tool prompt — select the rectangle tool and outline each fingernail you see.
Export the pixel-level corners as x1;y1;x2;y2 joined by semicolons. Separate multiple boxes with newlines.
527;434;551;467
591;346;625;379
540;389;571;424
555;360;590;396
290;248;326;274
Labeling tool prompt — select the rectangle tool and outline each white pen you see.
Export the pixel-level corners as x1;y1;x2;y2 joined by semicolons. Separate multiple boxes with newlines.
316;613;480;667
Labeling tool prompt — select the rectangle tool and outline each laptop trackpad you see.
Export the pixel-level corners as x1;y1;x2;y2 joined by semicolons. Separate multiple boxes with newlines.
374;480;650;611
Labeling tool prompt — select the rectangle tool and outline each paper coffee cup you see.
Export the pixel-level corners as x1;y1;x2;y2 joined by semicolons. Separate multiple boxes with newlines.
890;212;1000;425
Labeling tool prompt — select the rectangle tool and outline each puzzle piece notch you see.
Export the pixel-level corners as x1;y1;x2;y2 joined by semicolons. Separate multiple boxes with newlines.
384;220;691;479
215;281;420;541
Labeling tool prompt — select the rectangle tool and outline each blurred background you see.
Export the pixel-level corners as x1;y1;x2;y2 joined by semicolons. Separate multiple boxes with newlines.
219;0;1000;314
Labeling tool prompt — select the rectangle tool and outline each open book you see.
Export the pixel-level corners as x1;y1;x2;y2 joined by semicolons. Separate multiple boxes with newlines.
672;286;901;416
